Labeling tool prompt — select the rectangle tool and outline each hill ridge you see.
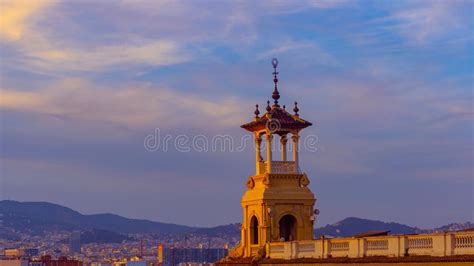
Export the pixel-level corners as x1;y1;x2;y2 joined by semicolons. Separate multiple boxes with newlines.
1;200;471;239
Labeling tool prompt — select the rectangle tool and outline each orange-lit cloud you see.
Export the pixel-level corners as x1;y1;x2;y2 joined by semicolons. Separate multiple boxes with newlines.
0;0;53;41
0;78;245;129
27;40;190;72
1;1;190;72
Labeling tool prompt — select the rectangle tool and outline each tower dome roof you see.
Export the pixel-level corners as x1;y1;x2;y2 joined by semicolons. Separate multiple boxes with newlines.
241;104;312;133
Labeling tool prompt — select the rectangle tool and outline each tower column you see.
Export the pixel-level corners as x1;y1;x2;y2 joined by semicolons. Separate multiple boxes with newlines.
266;133;273;173
292;134;300;172
280;135;288;161
255;134;262;175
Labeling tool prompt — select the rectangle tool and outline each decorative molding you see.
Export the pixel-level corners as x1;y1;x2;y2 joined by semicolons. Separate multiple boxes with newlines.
300;173;310;187
263;174;271;187
246;176;255;189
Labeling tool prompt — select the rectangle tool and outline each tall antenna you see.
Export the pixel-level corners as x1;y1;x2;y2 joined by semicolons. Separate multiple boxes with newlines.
184;235;187;263
207;238;211;262
140;239;143;257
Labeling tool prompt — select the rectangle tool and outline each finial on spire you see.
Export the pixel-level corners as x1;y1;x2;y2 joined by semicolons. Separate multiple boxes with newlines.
283;105;286;110
293;101;299;116
266;100;271;112
271;58;280;106
254;104;260;118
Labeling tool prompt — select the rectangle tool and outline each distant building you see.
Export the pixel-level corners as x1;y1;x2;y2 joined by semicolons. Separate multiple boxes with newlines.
125;261;145;266
3;249;24;258
69;232;81;254
178;263;213;266
0;259;29;266
2;249;38;260
111;259;126;266
28;261;44;266
23;250;39;258
89;263;111;266
31;255;82;266
157;245;227;266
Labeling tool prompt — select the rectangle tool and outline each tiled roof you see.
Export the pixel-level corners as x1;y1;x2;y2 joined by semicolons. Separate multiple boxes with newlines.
241;105;312;133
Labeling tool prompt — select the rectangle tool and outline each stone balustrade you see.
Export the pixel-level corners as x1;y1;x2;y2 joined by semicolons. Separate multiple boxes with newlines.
456;234;474;248
257;161;299;175
270;161;297;174
266;231;474;259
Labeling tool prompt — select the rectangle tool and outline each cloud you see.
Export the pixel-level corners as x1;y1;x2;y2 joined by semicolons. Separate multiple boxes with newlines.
1;1;191;73
385;1;470;44
257;41;314;59
258;0;351;13
0;0;353;74
256;40;339;66
0;78;245;129
307;0;352;9
0;0;53;41
24;39;191;72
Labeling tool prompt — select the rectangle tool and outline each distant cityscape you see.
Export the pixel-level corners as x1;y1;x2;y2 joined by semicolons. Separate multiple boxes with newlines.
0;200;472;266
1;229;231;266
0;201;238;266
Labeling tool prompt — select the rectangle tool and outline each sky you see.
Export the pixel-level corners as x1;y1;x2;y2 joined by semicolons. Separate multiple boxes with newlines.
0;0;473;229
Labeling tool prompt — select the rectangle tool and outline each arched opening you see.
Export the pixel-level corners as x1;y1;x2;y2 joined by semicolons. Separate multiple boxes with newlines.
250;216;259;244
279;215;297;241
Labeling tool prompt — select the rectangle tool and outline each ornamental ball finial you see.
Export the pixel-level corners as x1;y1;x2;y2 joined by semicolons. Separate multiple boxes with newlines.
266;100;271;112
254;104;260;118
272;58;278;68
293;101;299;116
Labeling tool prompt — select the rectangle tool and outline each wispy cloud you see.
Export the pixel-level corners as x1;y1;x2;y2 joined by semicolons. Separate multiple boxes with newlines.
256;40;339;66
1;0;355;74
1;1;191;73
1;78;245;129
22;38;190;72
384;1;471;44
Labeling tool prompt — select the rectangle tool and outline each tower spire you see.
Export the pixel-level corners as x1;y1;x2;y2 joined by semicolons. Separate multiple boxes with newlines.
271;58;280;106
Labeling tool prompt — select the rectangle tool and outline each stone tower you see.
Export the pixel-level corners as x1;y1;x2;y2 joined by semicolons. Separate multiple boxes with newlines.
239;59;316;257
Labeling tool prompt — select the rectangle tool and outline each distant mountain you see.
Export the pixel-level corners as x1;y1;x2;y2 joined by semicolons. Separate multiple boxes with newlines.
427;222;474;233
193;223;241;237
1;200;471;242
314;217;419;238
0;200;196;235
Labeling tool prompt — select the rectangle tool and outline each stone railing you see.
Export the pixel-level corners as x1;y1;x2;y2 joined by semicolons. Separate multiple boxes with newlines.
266;231;474;259
455;233;474;251
257;161;299;175
330;241;350;251
271;161;298;174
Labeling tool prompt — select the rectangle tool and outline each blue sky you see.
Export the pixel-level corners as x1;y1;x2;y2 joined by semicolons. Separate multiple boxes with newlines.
0;0;472;228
